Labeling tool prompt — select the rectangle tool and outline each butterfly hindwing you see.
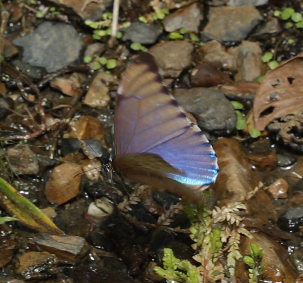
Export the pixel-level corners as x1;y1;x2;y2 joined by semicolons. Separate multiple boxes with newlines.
114;53;218;197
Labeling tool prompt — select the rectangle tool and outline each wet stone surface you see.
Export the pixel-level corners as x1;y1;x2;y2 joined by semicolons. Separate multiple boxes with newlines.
174;88;237;134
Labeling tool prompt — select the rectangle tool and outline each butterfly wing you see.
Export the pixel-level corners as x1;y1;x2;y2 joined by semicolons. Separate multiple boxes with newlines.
114;53;218;190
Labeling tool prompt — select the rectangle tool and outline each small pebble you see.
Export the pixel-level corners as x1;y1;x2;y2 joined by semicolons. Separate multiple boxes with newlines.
278;206;303;232
267;178;289;199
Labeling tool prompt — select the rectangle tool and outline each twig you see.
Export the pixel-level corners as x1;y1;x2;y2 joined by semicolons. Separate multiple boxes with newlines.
109;0;119;47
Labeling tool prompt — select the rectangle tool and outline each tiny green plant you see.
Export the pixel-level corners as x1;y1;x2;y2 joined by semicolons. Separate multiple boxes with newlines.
243;243;264;283
262;51;279;70
84;56;117;71
130;42;147;51
274;7;303;29
0;212;18;225
154;248;201;283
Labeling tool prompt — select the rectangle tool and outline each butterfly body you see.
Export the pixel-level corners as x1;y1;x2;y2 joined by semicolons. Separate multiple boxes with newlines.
114;53;218;202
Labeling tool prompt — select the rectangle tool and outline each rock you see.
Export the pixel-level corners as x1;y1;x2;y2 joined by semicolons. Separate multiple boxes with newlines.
50;72;86;96
277;153;297;168
87;197;114;224
0;96;13;119
83;71;114;108
246;151;277;171
123;22;162;44
0;226;17;268
231;41;264;81
15;251;58;280
84;43;106;58
254;17;281;36
48;0;112;20
149;41;194;77
191;62;233;87
217;81;258;103
45;162;82;205
278;206;303;232
200;40;237;70
29;233;89;264
12;60;45;80
81;159;101;181
174;88;236;133
163;3;203;33
267;178;289;199
237;232;298;282
7;145;39;175
66;115;105;144
213;138;277;225
227;0;268;5
13;22;83;72
61;138;106;160
203;6;262;42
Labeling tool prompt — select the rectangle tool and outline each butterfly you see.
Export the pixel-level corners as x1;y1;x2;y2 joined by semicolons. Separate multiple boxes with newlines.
113;53;218;202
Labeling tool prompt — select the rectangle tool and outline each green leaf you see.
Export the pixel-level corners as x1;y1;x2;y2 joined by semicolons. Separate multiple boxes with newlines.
169;32;183;40
83;56;93;63
248;126;261;138
262;52;274;63
244;256;255;268
281;8;295;20
273;10;281;17
284;21;294;28
236;110;247;130
163;248;179;270
268;60;279;70
231;101;244;110
180;28;188;34
291;12;302;22
95;57;107;65
0;216;18;224
0;177;63;234
106;59;117;69
130;42;147;51
250;243;263;259
295;21;303;28
189;33;200;42
138;16;147;23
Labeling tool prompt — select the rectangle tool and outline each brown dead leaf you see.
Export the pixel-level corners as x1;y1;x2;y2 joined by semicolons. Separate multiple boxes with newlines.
254;53;303;130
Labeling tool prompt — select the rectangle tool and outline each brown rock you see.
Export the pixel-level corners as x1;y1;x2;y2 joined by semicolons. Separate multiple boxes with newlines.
30;233;89;264
200;40;237;71
203;6;262;41
213;138;277;224
83;71;114;108
149;41;194;77
45;163;82;205
230;41;265;81
268;178;289;199
66;115;105;144
246;151;278;171
191;62;233;87
163;3;203;33
50;72;85;96
237;233;298;283
15;251;58;280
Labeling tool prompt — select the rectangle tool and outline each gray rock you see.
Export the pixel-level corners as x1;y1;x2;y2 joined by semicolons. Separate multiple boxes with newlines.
278;206;303;232
14;22;83;72
203;6;262;42
123;22;162;44
174;88;236;133
227;0;268;6
149;41;193;77
163;3;203;33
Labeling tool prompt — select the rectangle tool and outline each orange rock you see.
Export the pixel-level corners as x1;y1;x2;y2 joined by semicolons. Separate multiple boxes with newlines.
45;163;82;205
268;178;289;199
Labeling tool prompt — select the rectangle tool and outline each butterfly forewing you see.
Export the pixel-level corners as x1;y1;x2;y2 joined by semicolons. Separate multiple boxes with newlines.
114;53;218;194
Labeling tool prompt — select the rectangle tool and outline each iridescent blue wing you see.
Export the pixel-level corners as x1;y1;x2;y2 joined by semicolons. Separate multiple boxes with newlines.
114;53;218;194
